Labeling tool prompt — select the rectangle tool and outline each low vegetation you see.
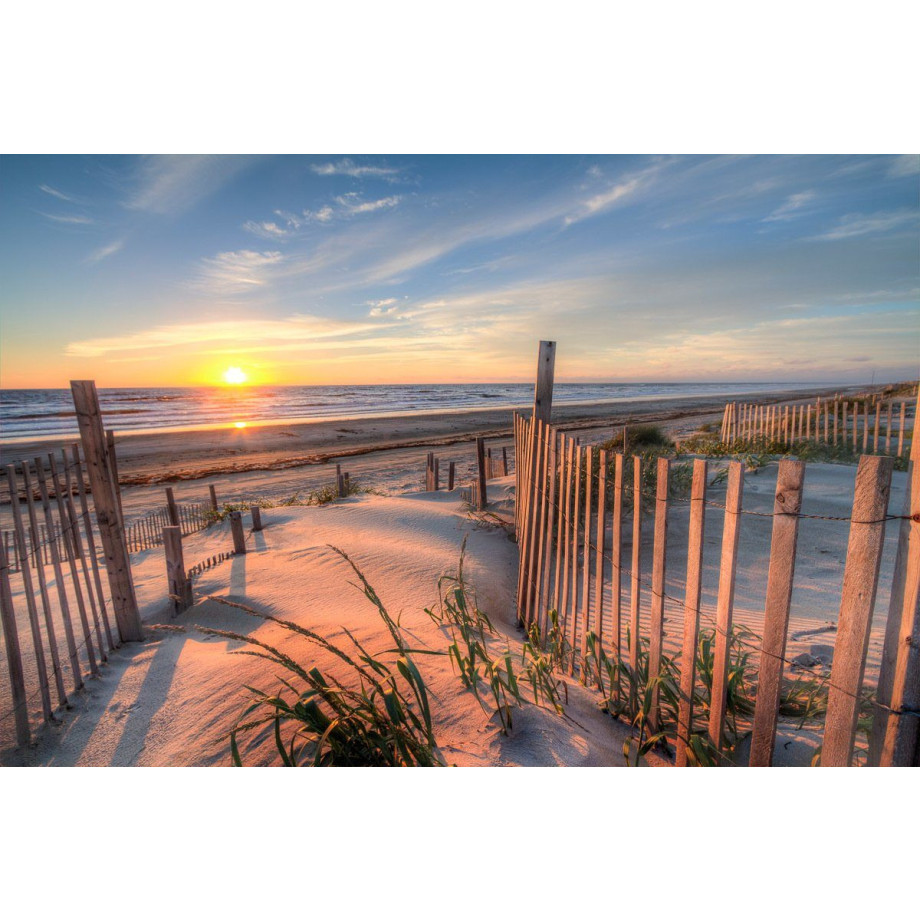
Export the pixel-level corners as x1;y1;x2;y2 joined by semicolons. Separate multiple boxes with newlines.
204;478;366;523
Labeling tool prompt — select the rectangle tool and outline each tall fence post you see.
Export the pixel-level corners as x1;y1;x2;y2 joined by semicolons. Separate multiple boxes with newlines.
70;380;144;642
165;487;180;527
163;526;193;615
533;340;556;424
230;511;247;554
251;505;263;532
476;437;488;511
209;485;219;514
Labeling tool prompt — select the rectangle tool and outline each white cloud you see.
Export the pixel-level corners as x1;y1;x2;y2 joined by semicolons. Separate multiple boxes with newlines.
39;184;77;202
311;158;402;181
242;220;291;239
366;298;400;317
563;165;658;226
41;212;94;225
87;239;124;263
303;205;335;223
335;194;401;215
126;155;253;214
763;190;816;222
65;314;385;358
888;155;920;178
810;209;918;241
194;250;284;293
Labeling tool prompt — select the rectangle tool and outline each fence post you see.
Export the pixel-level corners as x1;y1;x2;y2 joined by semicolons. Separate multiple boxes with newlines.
229;511;247;554
0;535;31;746
448;461;455;491
533;340;556;424
163;526;193;615
476;437;488;510
105;429;125;531
70;381;143;642
629;456;642;686
749;459;805;766
165;487;180;527
209;485;219;514
579;446;594;670
251;505;263;532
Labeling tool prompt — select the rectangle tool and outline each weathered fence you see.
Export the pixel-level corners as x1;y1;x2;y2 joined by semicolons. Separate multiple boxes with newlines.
0;445;119;747
124;501;209;553
719;395;915;457
513;387;920;766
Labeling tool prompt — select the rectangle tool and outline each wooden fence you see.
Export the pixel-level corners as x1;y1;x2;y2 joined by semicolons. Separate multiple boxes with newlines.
719;395;915;457
124;502;209;553
0;446;119;748
513;405;919;767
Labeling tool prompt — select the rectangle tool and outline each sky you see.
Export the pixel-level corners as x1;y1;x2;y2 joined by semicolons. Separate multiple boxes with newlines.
0;154;917;389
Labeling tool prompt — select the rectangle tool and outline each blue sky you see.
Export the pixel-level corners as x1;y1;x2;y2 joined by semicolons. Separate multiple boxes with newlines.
0;154;917;387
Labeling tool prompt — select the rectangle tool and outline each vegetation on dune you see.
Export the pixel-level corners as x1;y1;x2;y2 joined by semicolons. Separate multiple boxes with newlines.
204;478;367;523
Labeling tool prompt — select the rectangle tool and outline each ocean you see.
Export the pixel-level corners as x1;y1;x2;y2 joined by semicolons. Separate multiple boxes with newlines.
0;382;815;443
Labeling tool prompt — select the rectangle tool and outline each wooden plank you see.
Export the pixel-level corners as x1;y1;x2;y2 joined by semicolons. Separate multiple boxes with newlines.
559;437;575;646
526;423;548;627
707;461;744;755
33;458;85;692
749;459;806;766
20;460;67;706
822;455;894;766
552;435;569;621
514;420;534;623
209;484;218;514
539;428;558;637
105;429;125;530
675;459;707;766
877;386;920;766
5;465;53;722
885;401;893;453
610;453;624;671
594;449;608;666
251;505;263;532
629;456;642;679
163;526;193;615
502;446;509;476
48;454;100;676
862;401;869;453
833;400;839;445
897;401;906;457
533;340;556;425
568;442;583;675
0;539;30;745
71;381;143;642
579;446;594;671
448;461;455;492
647;457;669;733
59;452;107;663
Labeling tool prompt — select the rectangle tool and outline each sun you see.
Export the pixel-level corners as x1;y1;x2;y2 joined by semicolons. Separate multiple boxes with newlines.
223;366;247;385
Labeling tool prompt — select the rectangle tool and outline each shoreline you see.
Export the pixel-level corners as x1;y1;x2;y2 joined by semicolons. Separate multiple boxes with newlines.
0;383;870;489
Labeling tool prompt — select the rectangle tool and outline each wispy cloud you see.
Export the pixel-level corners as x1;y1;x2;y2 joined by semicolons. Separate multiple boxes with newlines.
87;239;124;263
194;250;284;294
40;212;94;225
763;190;816;222
564;165;659;226
366;298;401;317
242;220;292;240
126;155;253;214
311;158;402;182
888;155;919;178
65;314;382;358
810;209;918;241
335;193;400;215
39;184;78;202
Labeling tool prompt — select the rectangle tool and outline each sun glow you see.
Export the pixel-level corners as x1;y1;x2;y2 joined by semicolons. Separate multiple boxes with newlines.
223;366;247;385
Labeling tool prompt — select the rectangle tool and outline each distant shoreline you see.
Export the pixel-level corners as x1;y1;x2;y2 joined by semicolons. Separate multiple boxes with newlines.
0;383;868;489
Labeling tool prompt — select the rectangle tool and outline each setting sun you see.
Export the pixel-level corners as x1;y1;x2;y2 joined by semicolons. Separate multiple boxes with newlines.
223;366;247;385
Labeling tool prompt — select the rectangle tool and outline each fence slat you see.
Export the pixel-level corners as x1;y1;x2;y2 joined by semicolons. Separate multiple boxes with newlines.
821;455;894;766
749;459;805;766
707;461;744;755
594;449;608;670
629;456;642;686
647;457;669;733
675;459;707;766
539;429;558;637
21;461;67;706
0;541;30;745
5;465;53;722
568;443;583;675
579;446;594;670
